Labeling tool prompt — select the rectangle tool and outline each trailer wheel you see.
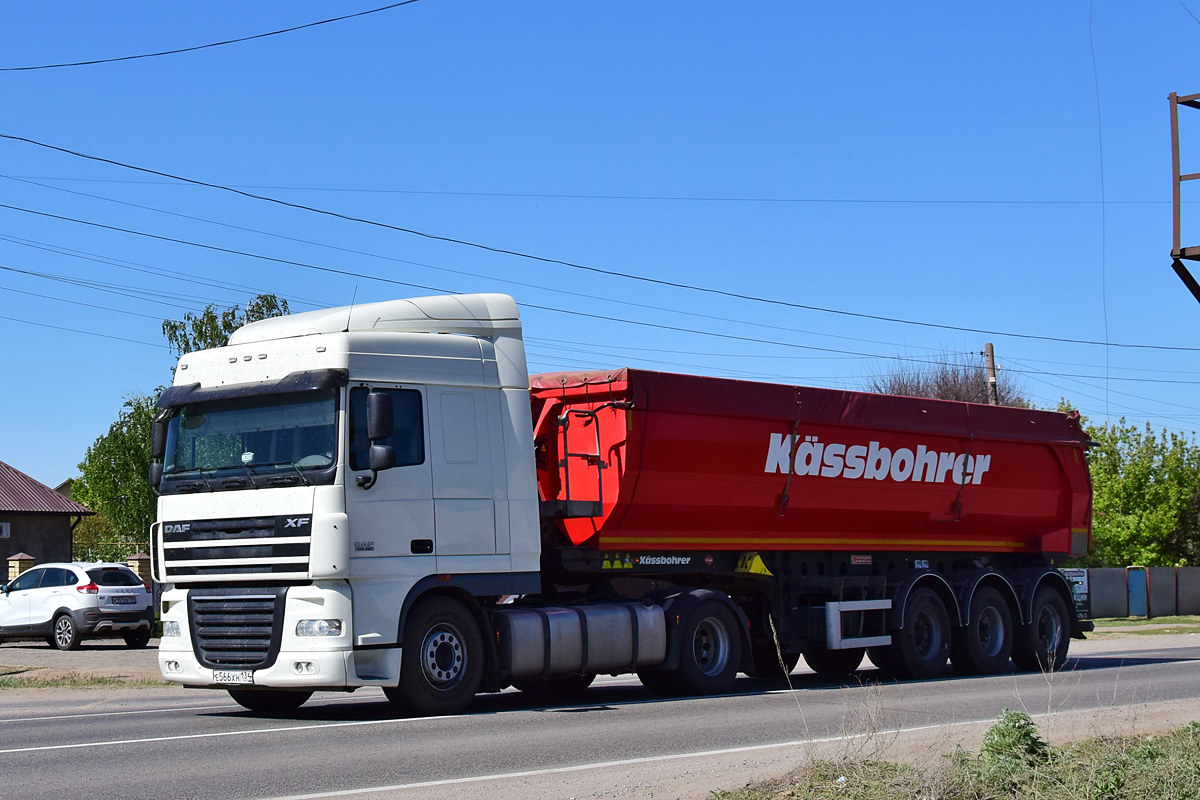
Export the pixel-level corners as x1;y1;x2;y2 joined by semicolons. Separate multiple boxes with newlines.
950;586;1013;675
228;690;312;713
802;644;865;678
1011;586;1070;672
513;673;595;700
891;587;951;679
385;596;483;716
677;600;742;695
744;644;801;679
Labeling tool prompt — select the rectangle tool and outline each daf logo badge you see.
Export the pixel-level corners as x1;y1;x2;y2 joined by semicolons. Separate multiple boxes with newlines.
284;517;311;528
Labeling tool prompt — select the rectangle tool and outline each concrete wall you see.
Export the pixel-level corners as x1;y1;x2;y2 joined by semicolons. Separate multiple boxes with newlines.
1088;568;1128;618
0;513;73;567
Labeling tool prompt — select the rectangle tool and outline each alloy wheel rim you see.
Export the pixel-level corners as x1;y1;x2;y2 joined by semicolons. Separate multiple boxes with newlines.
55;618;72;647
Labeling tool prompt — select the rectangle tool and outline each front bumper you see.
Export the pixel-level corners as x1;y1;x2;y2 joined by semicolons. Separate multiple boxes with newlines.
158;647;354;688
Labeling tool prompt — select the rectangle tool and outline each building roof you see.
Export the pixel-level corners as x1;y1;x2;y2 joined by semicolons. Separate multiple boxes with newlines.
0;461;93;516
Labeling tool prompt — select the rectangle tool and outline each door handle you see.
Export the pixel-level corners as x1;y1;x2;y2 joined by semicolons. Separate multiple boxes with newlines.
410;539;433;554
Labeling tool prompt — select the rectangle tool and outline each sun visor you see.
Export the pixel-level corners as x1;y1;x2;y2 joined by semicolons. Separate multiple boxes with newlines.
156;369;349;408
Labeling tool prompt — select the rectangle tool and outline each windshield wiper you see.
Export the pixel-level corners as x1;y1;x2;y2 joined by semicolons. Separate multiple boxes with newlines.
247;460;312;487
166;466;215;491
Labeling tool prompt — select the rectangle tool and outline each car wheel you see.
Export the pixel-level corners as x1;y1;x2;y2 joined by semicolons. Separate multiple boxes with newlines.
384;596;484;716
228;690;312;713
124;630;152;648
50;614;80;651
1012;586;1071;672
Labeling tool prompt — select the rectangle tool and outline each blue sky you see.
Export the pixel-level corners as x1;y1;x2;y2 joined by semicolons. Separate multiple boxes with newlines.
2;1;1199;485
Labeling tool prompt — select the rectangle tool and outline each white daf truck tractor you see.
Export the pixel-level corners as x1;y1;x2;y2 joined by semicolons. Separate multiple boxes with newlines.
150;293;1090;714
152;294;662;714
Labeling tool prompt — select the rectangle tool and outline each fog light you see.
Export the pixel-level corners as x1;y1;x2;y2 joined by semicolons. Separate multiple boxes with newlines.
164;660;181;673
292;661;318;675
296;619;342;637
162;621;181;637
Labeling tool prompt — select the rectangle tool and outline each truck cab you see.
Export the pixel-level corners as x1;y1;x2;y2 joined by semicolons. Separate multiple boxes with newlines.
153;294;542;709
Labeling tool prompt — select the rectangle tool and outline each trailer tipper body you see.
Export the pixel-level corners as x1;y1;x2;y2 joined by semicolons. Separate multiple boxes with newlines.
151;294;1093;714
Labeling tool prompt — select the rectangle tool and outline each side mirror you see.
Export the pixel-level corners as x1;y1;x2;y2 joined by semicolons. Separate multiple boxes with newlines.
367;392;394;441
148;462;164;491
150;420;168;461
369;445;396;472
0;584;7;595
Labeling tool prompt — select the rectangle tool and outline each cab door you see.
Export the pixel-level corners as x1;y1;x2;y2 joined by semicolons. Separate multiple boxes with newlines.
344;384;435;646
0;568;44;633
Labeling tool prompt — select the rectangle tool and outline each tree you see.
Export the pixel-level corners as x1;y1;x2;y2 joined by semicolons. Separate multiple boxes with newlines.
162;294;290;357
1072;407;1200;567
866;351;1030;407
73;294;292;558
72;395;158;558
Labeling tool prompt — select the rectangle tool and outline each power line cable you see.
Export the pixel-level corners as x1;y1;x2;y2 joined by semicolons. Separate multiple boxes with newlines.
0;283;164;319
0;199;1012;367
1;174;955;354
4;174;1188;205
0;230;326;308
3;131;1197;352
0;314;166;348
0;2;423;72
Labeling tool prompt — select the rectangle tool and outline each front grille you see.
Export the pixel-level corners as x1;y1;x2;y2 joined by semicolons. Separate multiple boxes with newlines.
160;516;310;582
187;587;287;670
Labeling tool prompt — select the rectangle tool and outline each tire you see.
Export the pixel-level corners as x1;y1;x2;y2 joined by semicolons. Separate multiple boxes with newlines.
385;596;484;716
512;673;595;700
50;614;80;651
743;644;801;679
227;689;312;713
867;643;901;674
124;630;152;648
950;586;1014;675
1011;586;1071;672
802;644;865;677
891;587;951;679
677;600;742;695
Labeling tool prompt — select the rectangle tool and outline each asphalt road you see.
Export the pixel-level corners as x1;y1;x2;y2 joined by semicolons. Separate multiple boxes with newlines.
1;636;1198;800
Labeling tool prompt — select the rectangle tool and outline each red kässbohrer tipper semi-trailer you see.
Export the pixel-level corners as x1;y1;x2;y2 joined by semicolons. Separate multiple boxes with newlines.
149;294;1093;714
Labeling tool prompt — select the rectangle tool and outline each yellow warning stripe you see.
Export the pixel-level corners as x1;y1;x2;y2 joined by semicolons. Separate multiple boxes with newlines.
599;536;1029;549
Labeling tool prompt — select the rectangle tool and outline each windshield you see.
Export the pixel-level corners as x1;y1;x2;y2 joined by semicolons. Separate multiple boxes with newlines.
164;389;337;479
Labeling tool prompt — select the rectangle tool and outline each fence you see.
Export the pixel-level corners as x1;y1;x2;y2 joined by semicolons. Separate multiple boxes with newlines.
1082;566;1200;619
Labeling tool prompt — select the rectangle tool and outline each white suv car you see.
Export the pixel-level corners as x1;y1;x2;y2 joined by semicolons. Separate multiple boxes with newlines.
0;562;154;650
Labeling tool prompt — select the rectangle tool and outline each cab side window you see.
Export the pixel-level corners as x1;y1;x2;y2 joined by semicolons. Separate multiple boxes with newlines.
348;387;424;470
9;569;43;592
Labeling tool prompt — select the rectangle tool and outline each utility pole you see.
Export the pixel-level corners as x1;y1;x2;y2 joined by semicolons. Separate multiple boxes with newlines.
984;343;999;406
1169;91;1200;304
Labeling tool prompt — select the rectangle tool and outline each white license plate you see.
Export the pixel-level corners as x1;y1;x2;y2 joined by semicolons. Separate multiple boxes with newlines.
213;670;254;685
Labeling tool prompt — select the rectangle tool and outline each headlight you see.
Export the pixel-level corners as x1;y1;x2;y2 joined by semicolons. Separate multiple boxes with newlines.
296;619;343;637
162;620;181;637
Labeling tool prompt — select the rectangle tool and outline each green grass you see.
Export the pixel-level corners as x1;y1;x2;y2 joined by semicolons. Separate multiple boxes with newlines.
1091;627;1200;637
0;669;170;688
714;713;1200;800
1092;615;1200;627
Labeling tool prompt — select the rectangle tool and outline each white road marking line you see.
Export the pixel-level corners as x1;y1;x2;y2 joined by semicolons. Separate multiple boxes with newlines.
0;690;381;724
0;711;461;755
254;717;1010;800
